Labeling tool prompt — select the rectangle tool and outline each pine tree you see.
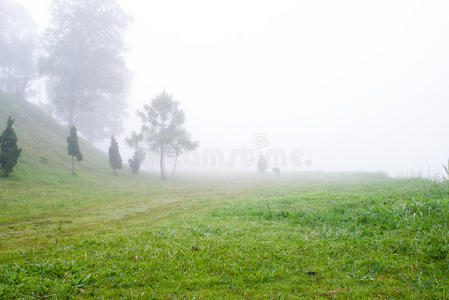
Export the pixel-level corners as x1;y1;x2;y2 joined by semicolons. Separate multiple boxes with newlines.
108;135;122;175
0;116;22;177
136;91;197;179
67;126;83;175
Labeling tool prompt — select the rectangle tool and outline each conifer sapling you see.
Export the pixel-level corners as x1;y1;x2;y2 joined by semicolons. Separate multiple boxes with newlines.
0;116;22;177
108;135;122;175
67;126;83;175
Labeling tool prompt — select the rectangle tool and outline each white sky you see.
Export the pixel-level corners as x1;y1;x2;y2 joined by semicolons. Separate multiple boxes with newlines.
15;0;449;176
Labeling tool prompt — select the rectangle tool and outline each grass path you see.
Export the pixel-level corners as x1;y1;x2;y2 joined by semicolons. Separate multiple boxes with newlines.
1;173;449;298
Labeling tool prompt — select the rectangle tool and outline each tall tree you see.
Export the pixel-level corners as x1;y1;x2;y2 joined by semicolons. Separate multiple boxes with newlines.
40;0;130;140
0;0;37;98
74;82;130;142
108;135;122;175
137;91;196;179
67;126;83;175
0;116;22;177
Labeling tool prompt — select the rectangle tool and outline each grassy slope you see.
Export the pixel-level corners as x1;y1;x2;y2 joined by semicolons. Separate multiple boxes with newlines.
0;94;448;299
0;92;112;181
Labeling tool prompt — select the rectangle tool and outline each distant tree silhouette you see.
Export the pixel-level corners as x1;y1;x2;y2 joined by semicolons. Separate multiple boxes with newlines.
257;155;268;173
108;135;122;176
0;116;22;177
128;151;143;175
67;126;83;175
41;0;130;140
0;1;37;98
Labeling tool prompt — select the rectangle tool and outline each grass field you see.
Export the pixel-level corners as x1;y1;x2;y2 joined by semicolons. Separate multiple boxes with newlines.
1;94;449;299
1;172;449;299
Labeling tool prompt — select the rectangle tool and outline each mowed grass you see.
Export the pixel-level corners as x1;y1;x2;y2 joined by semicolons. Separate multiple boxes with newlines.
1;172;449;299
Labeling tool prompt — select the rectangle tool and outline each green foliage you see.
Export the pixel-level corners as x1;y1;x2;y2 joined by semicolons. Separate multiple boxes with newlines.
67;126;83;161
0;116;22;177
67;126;83;175
108;135;122;175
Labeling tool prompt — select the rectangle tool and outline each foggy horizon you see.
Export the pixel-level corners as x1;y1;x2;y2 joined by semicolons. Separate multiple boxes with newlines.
15;0;449;176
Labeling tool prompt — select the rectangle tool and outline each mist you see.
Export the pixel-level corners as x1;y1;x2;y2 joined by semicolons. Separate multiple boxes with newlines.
12;0;449;176
3;1;449;297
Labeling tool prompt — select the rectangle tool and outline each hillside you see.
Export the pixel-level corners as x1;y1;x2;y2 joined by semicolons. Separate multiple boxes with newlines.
0;93;114;181
1;93;448;298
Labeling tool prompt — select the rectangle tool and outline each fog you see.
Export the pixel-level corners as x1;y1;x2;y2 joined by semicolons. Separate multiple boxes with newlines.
14;0;449;176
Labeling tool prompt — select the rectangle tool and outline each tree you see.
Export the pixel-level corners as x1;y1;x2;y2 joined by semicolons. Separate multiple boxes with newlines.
0;0;37;98
128;151;142;174
137;91;196;179
108;135;122;175
40;0;130;140
126;131;145;174
74;87;130;142
0;116;22;177
67;126;83;175
170;129;198;177
257;155;268;173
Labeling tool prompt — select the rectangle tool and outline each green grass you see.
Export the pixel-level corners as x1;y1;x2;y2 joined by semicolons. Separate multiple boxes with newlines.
0;94;448;299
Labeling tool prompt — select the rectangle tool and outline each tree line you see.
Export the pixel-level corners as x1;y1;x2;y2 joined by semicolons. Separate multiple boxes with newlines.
1;0;198;179
68;90;198;179
0;90;198;179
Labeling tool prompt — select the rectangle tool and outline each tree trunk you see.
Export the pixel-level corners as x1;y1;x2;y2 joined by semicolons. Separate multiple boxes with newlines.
172;153;178;177
68;107;74;128
71;155;75;175
68;91;75;128
160;144;165;180
16;77;29;99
